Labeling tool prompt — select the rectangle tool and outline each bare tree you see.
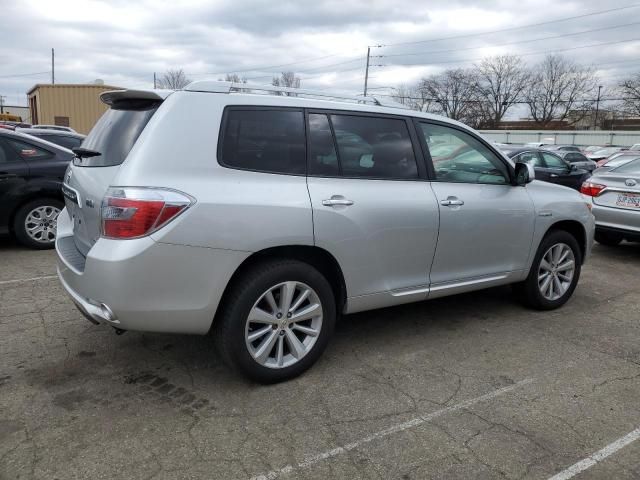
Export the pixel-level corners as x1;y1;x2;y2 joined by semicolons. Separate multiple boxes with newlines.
619;73;640;116
474;55;530;128
224;73;247;83
524;55;598;127
157;69;191;90
418;68;487;127
390;84;439;112
272;71;301;95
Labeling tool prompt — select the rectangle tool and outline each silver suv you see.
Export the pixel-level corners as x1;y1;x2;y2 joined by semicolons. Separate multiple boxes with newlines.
56;82;595;382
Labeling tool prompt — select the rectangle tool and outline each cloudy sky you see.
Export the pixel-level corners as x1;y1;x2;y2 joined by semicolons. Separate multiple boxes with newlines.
1;0;639;108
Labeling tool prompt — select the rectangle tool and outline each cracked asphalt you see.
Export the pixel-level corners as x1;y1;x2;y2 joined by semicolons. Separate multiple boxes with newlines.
1;238;639;480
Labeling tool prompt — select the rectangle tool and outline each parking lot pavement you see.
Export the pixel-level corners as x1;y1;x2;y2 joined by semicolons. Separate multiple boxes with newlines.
1;238;639;480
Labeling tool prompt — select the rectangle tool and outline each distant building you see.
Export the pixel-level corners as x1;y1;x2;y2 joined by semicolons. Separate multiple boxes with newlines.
27;83;121;134
0;105;30;122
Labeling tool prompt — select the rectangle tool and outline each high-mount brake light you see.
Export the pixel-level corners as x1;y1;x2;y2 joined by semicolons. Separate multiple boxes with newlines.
101;187;193;239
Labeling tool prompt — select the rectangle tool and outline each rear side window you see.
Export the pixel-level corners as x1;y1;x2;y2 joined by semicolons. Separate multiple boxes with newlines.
328;114;418;179
7;139;52;160
220;109;306;175
78;102;159;167
565;153;585;162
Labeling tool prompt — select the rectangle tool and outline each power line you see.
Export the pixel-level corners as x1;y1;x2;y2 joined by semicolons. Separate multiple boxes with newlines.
189;49;364;78
379;22;640;59
374;4;640;48
0;71;50;79
379;37;640;68
185;5;640;82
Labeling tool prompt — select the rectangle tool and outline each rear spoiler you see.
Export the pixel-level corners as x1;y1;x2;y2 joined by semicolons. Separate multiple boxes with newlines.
100;89;172;107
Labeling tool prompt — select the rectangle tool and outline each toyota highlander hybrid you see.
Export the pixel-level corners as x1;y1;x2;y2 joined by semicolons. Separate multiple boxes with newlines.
56;82;595;382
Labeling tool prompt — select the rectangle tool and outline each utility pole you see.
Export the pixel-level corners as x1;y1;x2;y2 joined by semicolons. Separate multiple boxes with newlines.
51;48;55;85
363;47;371;97
0;95;5;114
153;72;157;89
594;85;603;130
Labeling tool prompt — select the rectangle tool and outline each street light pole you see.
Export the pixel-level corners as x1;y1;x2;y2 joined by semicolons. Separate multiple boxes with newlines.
594;85;602;130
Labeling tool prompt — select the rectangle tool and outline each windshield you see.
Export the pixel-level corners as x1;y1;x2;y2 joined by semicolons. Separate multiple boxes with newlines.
76;102;159;167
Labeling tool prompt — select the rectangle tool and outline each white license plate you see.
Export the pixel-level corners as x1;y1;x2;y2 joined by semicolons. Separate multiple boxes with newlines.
616;193;640;208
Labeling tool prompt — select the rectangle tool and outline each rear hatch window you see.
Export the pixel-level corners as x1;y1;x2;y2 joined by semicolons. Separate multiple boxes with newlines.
75;100;159;167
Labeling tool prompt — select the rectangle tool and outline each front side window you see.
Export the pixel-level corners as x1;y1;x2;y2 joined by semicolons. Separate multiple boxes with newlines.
420;123;509;184
541;152;567;169
329;114;418;179
7;139;51;160
220;109;306;175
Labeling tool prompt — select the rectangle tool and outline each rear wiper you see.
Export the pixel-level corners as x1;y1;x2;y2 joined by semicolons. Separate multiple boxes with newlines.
72;147;101;158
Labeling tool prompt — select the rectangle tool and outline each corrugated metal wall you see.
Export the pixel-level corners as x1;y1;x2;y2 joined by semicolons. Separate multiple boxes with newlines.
480;130;640;147
28;84;120;134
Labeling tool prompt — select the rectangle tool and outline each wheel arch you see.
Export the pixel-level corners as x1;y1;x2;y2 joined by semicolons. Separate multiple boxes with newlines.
545;220;587;263
212;245;347;331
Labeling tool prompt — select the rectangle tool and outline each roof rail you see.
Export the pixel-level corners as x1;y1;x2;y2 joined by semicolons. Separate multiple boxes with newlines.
183;81;411;109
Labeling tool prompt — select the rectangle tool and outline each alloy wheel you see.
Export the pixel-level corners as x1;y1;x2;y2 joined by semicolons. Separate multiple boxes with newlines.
245;281;323;369
537;243;575;301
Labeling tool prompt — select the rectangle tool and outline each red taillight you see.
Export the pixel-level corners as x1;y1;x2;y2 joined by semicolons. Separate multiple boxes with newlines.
580;182;606;197
596;159;608;167
101;187;193;239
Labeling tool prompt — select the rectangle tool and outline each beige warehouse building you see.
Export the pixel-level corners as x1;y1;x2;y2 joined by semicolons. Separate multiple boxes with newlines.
27;83;121;134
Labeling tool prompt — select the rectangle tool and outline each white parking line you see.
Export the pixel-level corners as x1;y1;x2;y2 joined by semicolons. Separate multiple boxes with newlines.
548;427;640;480
249;378;534;480
0;275;57;286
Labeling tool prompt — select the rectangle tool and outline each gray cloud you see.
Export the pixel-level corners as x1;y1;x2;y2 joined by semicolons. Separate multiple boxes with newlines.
1;0;638;109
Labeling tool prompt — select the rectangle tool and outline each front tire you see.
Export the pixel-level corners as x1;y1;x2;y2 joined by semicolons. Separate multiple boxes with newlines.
215;260;336;383
514;230;582;310
13;198;63;250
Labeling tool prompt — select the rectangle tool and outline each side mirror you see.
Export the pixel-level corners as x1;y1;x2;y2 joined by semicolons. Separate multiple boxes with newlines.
570;163;578;171
515;162;535;185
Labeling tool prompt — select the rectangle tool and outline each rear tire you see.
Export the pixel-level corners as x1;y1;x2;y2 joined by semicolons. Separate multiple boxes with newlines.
13;198;63;250
214;259;336;383
595;231;623;246
514;230;582;310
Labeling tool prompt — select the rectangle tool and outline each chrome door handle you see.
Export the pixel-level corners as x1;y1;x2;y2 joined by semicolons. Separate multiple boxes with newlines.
550;173;559;178
322;196;354;207
440;197;464;207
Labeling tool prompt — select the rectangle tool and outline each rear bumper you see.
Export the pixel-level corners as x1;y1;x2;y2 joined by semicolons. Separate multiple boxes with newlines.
592;202;640;238
55;207;250;334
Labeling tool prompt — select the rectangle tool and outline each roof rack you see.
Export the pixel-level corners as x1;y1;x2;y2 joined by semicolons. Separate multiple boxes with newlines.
183;81;410;109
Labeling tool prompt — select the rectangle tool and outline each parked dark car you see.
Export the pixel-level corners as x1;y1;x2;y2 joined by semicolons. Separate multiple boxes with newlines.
554;150;597;172
0;129;73;249
502;148;591;190
16;128;85;150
